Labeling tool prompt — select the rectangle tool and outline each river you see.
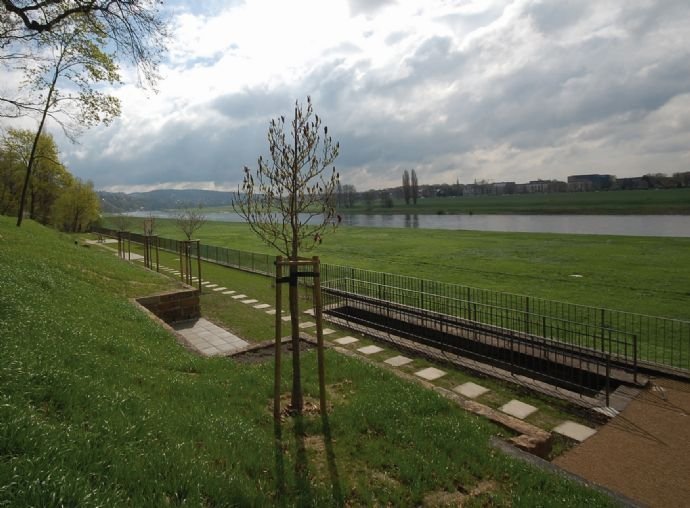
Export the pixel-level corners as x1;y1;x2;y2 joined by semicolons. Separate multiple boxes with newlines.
123;211;690;237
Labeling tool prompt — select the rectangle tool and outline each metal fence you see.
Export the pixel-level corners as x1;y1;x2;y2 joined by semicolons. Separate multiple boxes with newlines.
319;264;689;374
93;227;690;375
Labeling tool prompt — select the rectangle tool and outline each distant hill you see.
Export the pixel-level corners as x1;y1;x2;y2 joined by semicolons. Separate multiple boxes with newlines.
98;189;235;213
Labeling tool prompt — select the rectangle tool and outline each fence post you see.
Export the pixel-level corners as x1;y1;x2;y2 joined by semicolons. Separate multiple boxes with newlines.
525;297;530;334
605;354;611;408
633;334;638;384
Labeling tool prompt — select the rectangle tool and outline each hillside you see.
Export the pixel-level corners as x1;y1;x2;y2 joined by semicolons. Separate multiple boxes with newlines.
98;189;235;212
0;217;615;506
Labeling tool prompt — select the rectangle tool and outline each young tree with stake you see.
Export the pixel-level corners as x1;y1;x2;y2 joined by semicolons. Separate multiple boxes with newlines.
234;96;339;414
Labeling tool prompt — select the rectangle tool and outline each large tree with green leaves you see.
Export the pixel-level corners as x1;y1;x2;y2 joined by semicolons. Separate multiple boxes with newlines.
1;128;71;223
52;176;100;232
234;97;340;414
14;19;121;226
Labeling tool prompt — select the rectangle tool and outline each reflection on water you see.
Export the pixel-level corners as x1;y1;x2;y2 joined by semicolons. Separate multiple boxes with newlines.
124;210;690;237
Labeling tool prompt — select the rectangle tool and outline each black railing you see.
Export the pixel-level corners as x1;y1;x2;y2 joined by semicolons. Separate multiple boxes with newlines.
92;227;689;375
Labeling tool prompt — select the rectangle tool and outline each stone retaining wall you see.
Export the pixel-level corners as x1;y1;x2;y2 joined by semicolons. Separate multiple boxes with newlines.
136;288;200;324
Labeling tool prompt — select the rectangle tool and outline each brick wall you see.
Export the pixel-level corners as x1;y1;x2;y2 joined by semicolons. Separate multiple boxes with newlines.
136;288;200;324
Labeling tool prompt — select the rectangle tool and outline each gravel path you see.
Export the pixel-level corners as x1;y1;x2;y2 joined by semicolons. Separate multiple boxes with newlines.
554;378;690;507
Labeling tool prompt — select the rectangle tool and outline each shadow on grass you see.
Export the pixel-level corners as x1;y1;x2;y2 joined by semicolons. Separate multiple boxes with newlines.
322;412;345;507
273;412;345;507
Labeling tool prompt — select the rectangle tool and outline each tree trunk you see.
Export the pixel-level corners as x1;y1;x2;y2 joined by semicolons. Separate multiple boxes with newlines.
16;53;62;227
289;105;303;414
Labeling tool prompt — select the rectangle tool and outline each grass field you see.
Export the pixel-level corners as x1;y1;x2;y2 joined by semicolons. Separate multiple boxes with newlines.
202;188;690;215
347;188;690;215
0;216;616;505
130;219;690;322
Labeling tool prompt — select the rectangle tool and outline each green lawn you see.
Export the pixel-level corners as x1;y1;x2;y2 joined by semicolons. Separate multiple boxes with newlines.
347;188;690;215
128;219;690;321
0;216;617;506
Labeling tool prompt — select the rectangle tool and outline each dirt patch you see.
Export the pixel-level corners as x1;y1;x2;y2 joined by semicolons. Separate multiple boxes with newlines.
423;480;497;507
554;377;690;507
232;339;315;364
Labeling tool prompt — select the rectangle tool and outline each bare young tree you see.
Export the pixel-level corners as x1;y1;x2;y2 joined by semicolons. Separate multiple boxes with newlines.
175;206;206;241
234;96;339;414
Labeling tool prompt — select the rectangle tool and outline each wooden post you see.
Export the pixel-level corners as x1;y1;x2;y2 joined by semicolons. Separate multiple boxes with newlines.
313;256;327;415
195;240;202;292
274;256;283;422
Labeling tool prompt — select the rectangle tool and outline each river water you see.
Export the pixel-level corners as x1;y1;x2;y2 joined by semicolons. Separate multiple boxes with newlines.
124;211;690;237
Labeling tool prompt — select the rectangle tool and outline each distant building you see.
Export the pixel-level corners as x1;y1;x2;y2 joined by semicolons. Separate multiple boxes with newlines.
617;177;649;190
567;174;616;191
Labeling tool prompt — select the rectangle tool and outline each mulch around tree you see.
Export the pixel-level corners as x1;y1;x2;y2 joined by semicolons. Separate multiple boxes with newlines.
553;377;690;507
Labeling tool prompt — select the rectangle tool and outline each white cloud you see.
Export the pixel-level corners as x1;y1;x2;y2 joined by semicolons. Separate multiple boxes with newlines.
3;0;690;193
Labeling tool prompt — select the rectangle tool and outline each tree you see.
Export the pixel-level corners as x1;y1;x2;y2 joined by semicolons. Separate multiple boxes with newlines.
175;206;207;241
52;177;100;232
14;20;121;227
342;184;357;208
1;128;71;222
402;169;411;204
234;96;339;414
1;1;166;102
410;169;418;205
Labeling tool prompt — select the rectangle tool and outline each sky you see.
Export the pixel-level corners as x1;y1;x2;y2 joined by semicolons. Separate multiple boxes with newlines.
6;0;690;193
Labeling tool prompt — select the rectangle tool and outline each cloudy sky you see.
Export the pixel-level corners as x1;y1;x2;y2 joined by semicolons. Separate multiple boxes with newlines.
10;0;690;192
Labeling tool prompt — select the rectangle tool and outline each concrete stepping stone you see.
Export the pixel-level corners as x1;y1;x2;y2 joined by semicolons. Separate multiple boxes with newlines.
201;281;212;286
385;355;413;367
500;400;538;420
304;308;315;316
322;328;335;335
553;421;597;442
266;309;277;315
334;336;359;345
231;294;247;299
254;303;270;309
281;315;293;321
299;322;316;329
222;290;236;295
454;382;490;399
357;345;384;355
213;287;227;291
206;284;218;288
414;367;446;381
241;299;258;304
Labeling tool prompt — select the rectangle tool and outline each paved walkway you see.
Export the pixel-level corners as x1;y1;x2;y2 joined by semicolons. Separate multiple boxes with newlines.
173;318;249;356
554;378;690;507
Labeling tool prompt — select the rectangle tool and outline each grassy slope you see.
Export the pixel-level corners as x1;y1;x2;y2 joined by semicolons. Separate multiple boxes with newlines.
0;216;614;506
144;219;690;321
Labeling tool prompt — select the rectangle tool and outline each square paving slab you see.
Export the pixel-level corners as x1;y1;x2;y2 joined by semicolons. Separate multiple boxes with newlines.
213;287;227;291
500;400;538;420
201;281;211;285
453;382;490;399
357;345;384;355
206;284;218;288
266;309;277;315
553;421;597;442
334;336;359;345
222;290;236;295
304;308;315;316
254;303;270;309
322;328;336;335
231;294;247;299
281;315;292;321
241;299;258;304
384;355;413;367
414;367;446;381
299;322;316;328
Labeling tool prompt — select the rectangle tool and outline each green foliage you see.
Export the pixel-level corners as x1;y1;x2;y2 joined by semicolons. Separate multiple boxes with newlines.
0;216;616;506
0;128;72;223
52;177;100;232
